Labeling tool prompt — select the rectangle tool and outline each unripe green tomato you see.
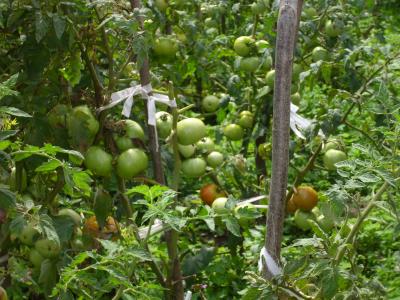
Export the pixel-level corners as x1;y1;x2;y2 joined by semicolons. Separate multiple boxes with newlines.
84;146;113;177
323;149;347;170
71;237;85;250
29;248;45;268
48;104;71;128
121;120;145;141
223;124;244;141
322;138;344;153
255;40;269;52
19;224;39;246
117;149;148;179
181;158;207;177
238;111;254;128
291;83;299;94
156;111;173;139
292;63;302;79
153;37;179;58
258;143;271;159
68;105;100;138
303;7;318;19
155;0;168;11
312;46;329;62
265;69;275;88
206;151;224;168
239;57;260;72
294;210;316;231
325;19;344;37
251;2;266;15
178;144;196;158
260;55;273;71
35;239;61;258
233;36;255;57
212;197;228;214
291;92;301;105
197;137;215;153
202;95;220;112
177;118;206;145
58;208;81;226
114;136;134;152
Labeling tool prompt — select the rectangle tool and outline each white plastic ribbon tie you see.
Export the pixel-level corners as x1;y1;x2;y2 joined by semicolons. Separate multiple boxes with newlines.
98;83;177;120
184;291;193;300
290;103;325;139
258;246;282;276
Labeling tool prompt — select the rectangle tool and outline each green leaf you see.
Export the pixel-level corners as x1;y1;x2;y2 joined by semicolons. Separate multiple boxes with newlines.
204;217;215;231
357;173;380;183
60;50;83;87
39;259;58;293
224;216;241;237
284;256;308;275
35;12;49;42
53;215;75;244
35;159;62;172
0;73;19;100
0;187;16;209
182;246;215;276
0;106;32;117
0;130;18;140
52;15;66;39
39;214;60;244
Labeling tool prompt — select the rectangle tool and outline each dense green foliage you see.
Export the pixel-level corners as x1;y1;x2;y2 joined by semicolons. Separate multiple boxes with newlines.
0;0;399;299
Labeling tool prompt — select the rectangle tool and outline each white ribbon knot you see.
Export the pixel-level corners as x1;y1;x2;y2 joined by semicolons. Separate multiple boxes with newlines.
258;246;282;276
290;103;324;139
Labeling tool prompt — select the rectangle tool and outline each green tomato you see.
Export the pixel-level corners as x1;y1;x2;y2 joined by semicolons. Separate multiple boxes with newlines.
153;37;179;58
202;95;220;112
48;104;71;128
291;92;301;105
251;2;266;15
121;120;145;141
322;138;344;153
71;237;85;250
34;239;61;258
29;248;45;268
58;208;81;226
223;124;244;141
255;40;269;52
325;20;344;37
84;146;113;177
19;224;39;246
303;7;318;19
177;118;206;145
212;197;228;214
181;158;207;177
155;0;168;11
294;210;316;231
312;46;329;62
114;136;134;152
196;137;215;153
156;111;173;139
292;63;302;80
117;149;148;179
178;144;196;158
260;55;273;71
238;111;254;128
206;151;224;168
323;149;347;170
72;105;99;137
233;36;255;57
265;69;275;88
239;57;260;72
